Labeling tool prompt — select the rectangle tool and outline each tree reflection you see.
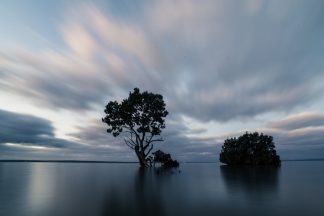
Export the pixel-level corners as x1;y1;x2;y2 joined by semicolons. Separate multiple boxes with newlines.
220;165;280;196
101;167;176;216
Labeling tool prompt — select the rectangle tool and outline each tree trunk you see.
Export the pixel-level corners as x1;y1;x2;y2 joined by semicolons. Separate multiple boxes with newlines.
135;146;148;167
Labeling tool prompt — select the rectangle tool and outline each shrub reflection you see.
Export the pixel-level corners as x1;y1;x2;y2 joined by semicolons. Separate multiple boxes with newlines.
220;165;280;195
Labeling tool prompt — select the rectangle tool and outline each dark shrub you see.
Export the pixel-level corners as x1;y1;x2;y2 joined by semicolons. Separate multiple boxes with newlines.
152;150;179;168
220;132;280;166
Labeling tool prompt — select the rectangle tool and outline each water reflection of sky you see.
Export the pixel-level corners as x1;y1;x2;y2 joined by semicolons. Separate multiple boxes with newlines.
0;162;324;216
27;163;55;213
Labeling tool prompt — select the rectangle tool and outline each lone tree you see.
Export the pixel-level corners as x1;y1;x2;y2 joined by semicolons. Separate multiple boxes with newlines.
220;132;281;166
102;88;168;167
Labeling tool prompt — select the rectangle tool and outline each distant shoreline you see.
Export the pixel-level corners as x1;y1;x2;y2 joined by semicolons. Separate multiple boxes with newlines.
1;159;324;163
0;160;138;163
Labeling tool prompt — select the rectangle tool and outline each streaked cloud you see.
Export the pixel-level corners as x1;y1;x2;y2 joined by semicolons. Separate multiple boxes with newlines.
0;109;135;161
0;109;77;151
267;112;324;130
2;1;323;120
0;0;324;161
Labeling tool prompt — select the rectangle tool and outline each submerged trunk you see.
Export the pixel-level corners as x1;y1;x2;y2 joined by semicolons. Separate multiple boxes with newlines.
135;146;148;167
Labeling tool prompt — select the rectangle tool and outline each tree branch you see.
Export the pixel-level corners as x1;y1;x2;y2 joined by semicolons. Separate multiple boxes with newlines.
140;131;146;147
144;134;154;150
145;144;154;157
129;127;141;145
124;139;135;150
126;136;137;146
144;136;163;150
150;138;164;142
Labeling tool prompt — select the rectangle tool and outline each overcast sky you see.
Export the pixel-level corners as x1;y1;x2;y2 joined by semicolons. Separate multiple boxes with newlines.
1;0;324;161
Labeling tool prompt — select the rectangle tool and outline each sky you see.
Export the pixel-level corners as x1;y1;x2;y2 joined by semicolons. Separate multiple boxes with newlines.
1;0;324;162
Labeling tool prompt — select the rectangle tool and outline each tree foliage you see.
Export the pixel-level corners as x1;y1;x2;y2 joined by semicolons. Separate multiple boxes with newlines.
220;132;281;166
102;88;168;167
152;150;179;168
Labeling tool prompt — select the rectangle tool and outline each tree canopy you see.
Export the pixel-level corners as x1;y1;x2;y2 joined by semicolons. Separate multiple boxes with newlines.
102;88;168;167
152;150;179;168
220;132;281;166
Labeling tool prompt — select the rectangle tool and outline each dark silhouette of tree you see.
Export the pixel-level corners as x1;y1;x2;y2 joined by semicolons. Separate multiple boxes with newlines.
102;88;168;167
152;150;179;168
220;132;281;166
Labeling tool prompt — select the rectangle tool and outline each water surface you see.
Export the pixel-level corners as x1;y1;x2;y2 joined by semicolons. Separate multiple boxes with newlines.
0;161;323;216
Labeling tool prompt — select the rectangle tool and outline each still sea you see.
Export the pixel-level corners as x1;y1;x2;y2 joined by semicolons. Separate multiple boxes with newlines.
0;161;323;216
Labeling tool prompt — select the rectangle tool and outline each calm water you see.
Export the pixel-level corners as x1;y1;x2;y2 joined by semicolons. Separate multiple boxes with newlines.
0;161;323;216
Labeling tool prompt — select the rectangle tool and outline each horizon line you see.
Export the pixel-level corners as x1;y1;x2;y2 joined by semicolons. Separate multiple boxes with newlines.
1;159;324;163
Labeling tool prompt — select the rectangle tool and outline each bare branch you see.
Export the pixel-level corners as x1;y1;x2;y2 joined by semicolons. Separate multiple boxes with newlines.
151;138;163;142
147;134;154;143
124;139;135;150
145;144;154;157
129;127;141;145
123;130;134;135
144;137;163;150
144;134;154;150
141;131;146;143
126;136;137;146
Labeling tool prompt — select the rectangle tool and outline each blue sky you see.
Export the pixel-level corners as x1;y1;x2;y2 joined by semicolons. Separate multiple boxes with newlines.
1;0;324;161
